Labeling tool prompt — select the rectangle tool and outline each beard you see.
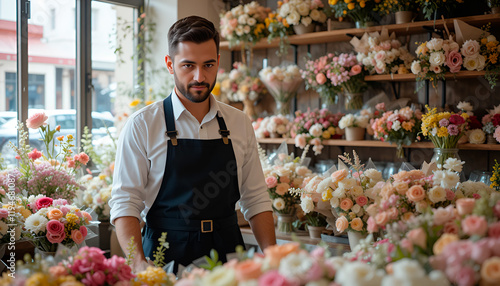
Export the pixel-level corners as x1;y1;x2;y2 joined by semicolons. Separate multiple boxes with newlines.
174;73;216;103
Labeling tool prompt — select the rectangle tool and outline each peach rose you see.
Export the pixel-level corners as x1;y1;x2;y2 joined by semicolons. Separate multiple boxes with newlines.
316;73;327;85
275;183;290;196
355;196;368;207
47;208;63;220
49;265;68;278
375;212;389;226
335;216;349;233
264;242;300;269
406;185;426;202
295;134;307;149
402;212;415;222
366;204;378;217
456;198;476;216
26;112;48;129
481;257;500;285
380;183;395;200
71;229;85;244
81;211;92;224
350;217;363;231
462;215;488;237
331;169;348;183
408;170;425;181
433;233;459;255
392;171;410;182
407;228;427;249
339;198;353;211
235;260;262;281
387;207;399;220
393;182;409;195
280;175;290;184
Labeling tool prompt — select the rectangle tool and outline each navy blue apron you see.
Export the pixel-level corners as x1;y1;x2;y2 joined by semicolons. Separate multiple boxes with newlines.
142;95;244;270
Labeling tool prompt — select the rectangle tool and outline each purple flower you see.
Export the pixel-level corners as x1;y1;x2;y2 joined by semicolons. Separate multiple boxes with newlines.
439;119;449;127
447;124;459;136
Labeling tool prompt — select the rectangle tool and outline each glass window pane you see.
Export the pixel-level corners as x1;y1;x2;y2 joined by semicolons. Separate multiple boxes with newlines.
0;1;18;167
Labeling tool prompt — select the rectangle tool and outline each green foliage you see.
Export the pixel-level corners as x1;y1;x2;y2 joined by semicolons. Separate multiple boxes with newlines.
153;232;169;267
200;249;223;270
305;212;328;227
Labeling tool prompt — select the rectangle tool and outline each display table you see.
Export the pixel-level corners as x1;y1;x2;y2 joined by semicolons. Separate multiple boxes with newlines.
240;227;351;256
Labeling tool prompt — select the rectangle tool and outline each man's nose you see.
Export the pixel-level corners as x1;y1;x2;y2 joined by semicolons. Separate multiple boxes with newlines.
193;67;205;82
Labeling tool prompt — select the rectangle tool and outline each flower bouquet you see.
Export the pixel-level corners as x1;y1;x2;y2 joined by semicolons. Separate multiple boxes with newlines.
253;115;292;139
479;28;500;88
339;113;370;141
411;37;462;90
265;11;293;56
262;146;313;233
374;0;415;24
415;0;465;20
292;108;344;155
23;196;95;252
277;0;327;34
483;105;500;144
371;107;422;158
220;62;267;118
259;64;303;115
421;106;469;165
329;0;378;28
76;174;112;221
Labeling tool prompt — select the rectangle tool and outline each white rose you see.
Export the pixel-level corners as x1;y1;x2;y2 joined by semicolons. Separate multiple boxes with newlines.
286;11;300;26
391;259;426;280
279;252;314;282
351;204;361;214
429;51;446;66
443;158;464;173
392;120;401;131
441;170;460;189
279;3;290;17
335;262;383;286
301;196;315;213
457;101;473;112
238;14;248;25
411;61;421;74
310;9;321;21
376;61;386;73
356;115;369;128
461;40;480;57
449;41;459;52
477;54;486;71
487;35;497;42
332;187;346;199
364;169;382;182
427;38;443;51
201;266;237;286
235;26;244;36
469;129;486;144
463;56;480;71
351;186;364;197
428;186;446;203
243;25;251;34
309;123;324;137
273;198;286;211
330;197;340;208
301;16;313;27
247;17;257;26
296;2;310;16
339;178;357;190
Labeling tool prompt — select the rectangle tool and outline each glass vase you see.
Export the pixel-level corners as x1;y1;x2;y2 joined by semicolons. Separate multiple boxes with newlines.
344;92;364;110
431;148;460;169
276;209;296;234
275;99;292;116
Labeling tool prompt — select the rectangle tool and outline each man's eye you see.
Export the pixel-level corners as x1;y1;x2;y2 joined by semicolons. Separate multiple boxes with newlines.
205;64;214;68
183;64;193;68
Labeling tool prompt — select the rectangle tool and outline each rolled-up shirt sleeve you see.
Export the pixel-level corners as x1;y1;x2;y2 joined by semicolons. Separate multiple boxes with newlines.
109;115;150;225
238;116;272;221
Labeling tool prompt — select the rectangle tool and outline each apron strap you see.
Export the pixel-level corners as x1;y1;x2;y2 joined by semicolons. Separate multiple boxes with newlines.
163;95;178;146
163;94;231;145
146;213;239;232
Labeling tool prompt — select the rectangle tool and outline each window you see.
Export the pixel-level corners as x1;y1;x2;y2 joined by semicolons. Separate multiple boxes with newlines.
50;8;56;30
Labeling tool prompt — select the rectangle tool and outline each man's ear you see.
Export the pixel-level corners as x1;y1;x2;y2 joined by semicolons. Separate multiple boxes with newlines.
165;55;174;74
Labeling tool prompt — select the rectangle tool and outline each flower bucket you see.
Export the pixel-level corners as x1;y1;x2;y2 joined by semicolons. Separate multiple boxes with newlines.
395;11;413;24
345;127;365;141
293;23;316;35
307;225;325;239
488;134;497;144
347;230;366;250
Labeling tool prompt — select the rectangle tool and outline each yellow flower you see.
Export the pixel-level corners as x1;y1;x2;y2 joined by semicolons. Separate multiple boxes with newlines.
329;0;338;5
134;266;173;285
240;85;250;94
129;99;141;107
322;189;333;201
437;126;449;137
25;273;50;286
461;113;469;120
347;3;355;9
98;174;106;180
212;82;221;96
481;38;488;45
67;134;74;140
66;213;80;224
328;126;336;135
402;121;414;131
322;131;331;139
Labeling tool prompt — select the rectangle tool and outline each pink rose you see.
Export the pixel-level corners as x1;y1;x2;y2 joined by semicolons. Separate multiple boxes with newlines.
494;201;500;218
28;148;43;160
335;216;349;233
266;176;278;188
275;183;290;196
46;220;65;235
456;198;476;216
258;270;294;286
80;226;88;238
462;215;488;237
76;152;89;165
406;185;425;202
443;221;459;234
71;229;85;244
488;222;500;238
82;271;106;286
433;206;455;226
461;40;480;57
355;196;368;207
407;228;427;249
400;238;414;253
35;197;53;210
367;216;378;233
387;207;399;220
46;231;65;244
26;112;48;129
350;65;362;76
0;209;8;219
445;189;456;200
375;212;389;226
471;242;491;264
316;73;327;85
446;51;462;73
455;266;476;286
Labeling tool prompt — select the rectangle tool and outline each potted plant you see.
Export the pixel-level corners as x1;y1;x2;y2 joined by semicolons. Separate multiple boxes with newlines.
339;114;370;141
276;0;328;35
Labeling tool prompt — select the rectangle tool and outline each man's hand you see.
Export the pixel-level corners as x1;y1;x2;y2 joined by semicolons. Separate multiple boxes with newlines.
132;258;155;274
115;216;149;272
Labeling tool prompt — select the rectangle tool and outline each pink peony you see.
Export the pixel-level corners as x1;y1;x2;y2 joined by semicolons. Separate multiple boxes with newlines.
46;220;65;235
316;73;327;85
456;198;476;216
35;197;53;210
446;51;463;73
28;148;43;160
26;112;48;129
46;231;65;244
454;266;476;286
71;229;85;244
462;215;488;237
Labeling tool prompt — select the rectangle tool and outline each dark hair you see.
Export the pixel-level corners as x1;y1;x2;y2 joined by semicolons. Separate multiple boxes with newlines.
168;16;220;57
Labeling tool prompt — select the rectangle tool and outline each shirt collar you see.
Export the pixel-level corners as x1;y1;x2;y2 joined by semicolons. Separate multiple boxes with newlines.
170;89;221;122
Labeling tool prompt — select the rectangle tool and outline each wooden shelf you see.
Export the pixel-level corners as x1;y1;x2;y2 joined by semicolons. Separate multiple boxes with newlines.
220;14;500;51
257;138;500;151
364;71;487;82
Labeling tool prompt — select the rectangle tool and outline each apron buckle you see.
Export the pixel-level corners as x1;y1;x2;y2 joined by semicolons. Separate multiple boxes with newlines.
166;130;179;146
201;220;213;233
219;130;230;145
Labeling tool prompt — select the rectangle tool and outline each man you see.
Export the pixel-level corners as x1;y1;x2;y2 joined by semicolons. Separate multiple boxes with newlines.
109;16;276;273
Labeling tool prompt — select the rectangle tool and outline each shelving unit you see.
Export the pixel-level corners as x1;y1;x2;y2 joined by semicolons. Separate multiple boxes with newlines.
257;138;500;151
220;14;500;51
364;71;487;82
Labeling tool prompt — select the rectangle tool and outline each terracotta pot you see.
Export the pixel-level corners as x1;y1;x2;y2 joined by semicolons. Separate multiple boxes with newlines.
307;225;326;239
345;127;365;141
395;11;413;24
293;23;316;35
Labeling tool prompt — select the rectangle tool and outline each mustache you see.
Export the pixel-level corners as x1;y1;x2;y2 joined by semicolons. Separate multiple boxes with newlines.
188;82;210;88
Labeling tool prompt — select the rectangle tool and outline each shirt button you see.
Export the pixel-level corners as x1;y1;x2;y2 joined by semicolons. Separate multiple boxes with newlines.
200;126;203;129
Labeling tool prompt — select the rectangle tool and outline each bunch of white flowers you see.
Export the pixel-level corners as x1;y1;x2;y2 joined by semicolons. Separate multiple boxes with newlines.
339;114;369;129
278;0;327;27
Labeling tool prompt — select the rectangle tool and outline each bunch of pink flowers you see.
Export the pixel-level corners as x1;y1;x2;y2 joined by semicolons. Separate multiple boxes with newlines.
291;108;344;155
50;246;135;285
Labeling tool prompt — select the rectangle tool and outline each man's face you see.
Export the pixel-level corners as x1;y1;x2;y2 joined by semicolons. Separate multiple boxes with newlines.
166;40;219;103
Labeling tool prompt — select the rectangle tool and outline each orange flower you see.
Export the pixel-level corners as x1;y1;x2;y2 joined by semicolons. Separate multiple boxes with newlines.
433;233;459;255
47;209;63;220
263;242;300;269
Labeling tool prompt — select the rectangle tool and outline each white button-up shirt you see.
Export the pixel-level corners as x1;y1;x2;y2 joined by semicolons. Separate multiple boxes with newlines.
109;92;272;224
